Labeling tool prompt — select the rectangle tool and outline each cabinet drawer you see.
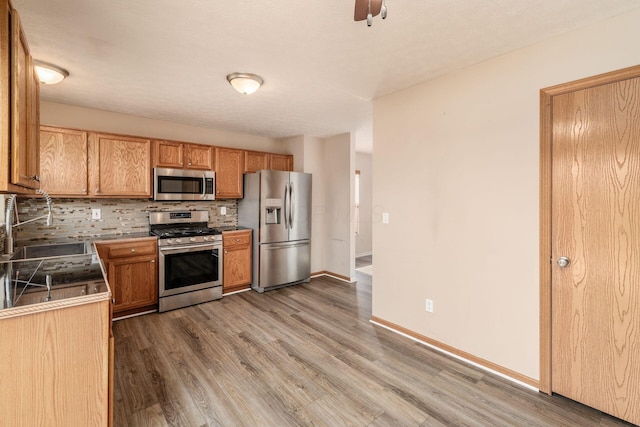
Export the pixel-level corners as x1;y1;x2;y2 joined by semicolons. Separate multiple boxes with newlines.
107;241;157;259
223;231;251;247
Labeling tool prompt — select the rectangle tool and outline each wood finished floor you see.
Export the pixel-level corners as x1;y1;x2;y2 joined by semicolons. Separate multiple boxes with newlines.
355;255;373;269
113;273;634;427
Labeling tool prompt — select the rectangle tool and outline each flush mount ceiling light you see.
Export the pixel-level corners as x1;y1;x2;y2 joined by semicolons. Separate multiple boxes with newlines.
34;60;69;84
226;73;263;95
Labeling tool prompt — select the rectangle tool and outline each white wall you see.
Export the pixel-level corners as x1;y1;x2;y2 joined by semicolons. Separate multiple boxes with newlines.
355;152;372;257
40;101;283;152
372;8;640;382
324;133;355;280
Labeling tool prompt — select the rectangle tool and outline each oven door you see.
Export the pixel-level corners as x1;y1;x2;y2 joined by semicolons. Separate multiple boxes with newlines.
158;242;222;297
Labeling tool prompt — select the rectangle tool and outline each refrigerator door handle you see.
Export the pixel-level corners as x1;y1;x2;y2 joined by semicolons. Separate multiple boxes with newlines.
289;182;294;229
284;184;290;229
262;242;309;250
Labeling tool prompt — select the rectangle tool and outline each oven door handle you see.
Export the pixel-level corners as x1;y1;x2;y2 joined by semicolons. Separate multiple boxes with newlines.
159;243;220;252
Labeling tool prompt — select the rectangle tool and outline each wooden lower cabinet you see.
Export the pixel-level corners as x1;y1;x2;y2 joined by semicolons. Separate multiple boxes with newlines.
0;298;112;426
96;237;158;318
223;229;252;293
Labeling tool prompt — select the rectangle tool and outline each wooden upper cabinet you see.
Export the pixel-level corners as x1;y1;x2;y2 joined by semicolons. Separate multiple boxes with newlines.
153;140;183;168
9;9;39;190
244;150;269;173
214;147;244;198
270;154;293;172
185;144;213;170
88;133;151;197
153;140;213;170
40;126;88;196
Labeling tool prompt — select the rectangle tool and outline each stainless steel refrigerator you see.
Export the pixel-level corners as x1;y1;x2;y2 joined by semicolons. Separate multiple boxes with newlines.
238;170;312;293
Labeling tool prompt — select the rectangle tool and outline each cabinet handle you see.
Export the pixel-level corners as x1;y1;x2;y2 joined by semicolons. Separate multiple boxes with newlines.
235;238;240;242
131;249;136;253
224;250;228;254
150;259;155;263
30;175;40;182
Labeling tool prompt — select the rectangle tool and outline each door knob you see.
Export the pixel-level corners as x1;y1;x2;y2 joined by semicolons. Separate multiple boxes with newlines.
557;256;570;268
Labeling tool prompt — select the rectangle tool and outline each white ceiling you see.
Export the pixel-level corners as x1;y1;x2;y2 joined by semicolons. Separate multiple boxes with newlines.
13;0;640;153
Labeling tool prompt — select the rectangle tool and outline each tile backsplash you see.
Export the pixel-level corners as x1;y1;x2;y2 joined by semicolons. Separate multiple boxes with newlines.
11;198;238;246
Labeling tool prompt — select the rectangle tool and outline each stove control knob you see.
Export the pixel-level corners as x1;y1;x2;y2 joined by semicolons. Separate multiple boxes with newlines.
176;238;182;244
190;237;196;242
203;236;209;241
167;239;173;245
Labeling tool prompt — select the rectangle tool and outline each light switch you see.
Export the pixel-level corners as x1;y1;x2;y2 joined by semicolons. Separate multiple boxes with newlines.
382;212;389;224
92;209;101;220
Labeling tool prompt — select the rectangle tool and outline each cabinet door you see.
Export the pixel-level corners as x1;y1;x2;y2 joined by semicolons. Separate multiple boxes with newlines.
223;230;252;293
109;256;157;314
89;133;151;197
214;147;244;198
269;154;293;172
153;140;184;168
40;126;88;195
245;151;269;173
10;10;39;189
185;144;213;170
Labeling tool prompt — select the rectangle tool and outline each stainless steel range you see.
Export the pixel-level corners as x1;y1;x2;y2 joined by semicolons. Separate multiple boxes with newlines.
149;210;222;312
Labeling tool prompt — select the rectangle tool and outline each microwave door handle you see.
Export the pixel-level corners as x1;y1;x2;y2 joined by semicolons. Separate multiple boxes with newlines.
202;174;206;198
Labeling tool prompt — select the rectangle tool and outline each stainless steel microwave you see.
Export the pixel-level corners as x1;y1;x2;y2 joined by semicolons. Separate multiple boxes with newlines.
153;167;215;201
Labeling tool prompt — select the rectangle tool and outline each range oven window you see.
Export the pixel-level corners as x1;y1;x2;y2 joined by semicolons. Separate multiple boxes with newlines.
158;176;204;195
163;247;220;291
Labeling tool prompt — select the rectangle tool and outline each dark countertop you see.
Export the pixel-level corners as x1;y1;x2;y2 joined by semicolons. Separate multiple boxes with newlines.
0;233;155;312
0;252;109;311
217;226;252;232
14;232;154;250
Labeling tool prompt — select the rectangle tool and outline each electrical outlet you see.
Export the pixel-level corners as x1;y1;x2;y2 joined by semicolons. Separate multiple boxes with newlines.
92;208;101;220
382;212;389;224
220;206;227;216
425;299;434;313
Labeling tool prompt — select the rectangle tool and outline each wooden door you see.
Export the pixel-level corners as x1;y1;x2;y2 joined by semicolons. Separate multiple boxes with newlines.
223;230;252;293
153;140;184;168
10;10;39;189
40;126;88;195
185;144;213;170
245;150;269;173
89;133;151;197
109;256;157;314
546;69;640;425
269;153;293;171
215;147;244;198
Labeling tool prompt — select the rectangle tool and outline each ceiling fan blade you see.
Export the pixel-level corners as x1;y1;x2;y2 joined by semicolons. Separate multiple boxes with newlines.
354;0;382;21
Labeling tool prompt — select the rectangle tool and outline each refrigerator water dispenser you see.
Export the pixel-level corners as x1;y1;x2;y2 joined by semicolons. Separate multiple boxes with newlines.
265;198;283;224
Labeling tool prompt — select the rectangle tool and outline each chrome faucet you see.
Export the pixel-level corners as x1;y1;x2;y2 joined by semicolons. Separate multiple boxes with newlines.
4;189;53;255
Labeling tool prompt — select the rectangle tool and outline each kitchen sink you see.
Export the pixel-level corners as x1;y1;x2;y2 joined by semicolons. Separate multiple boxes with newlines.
8;242;90;261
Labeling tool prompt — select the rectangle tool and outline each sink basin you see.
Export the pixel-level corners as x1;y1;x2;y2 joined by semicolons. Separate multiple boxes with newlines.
9;242;89;261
